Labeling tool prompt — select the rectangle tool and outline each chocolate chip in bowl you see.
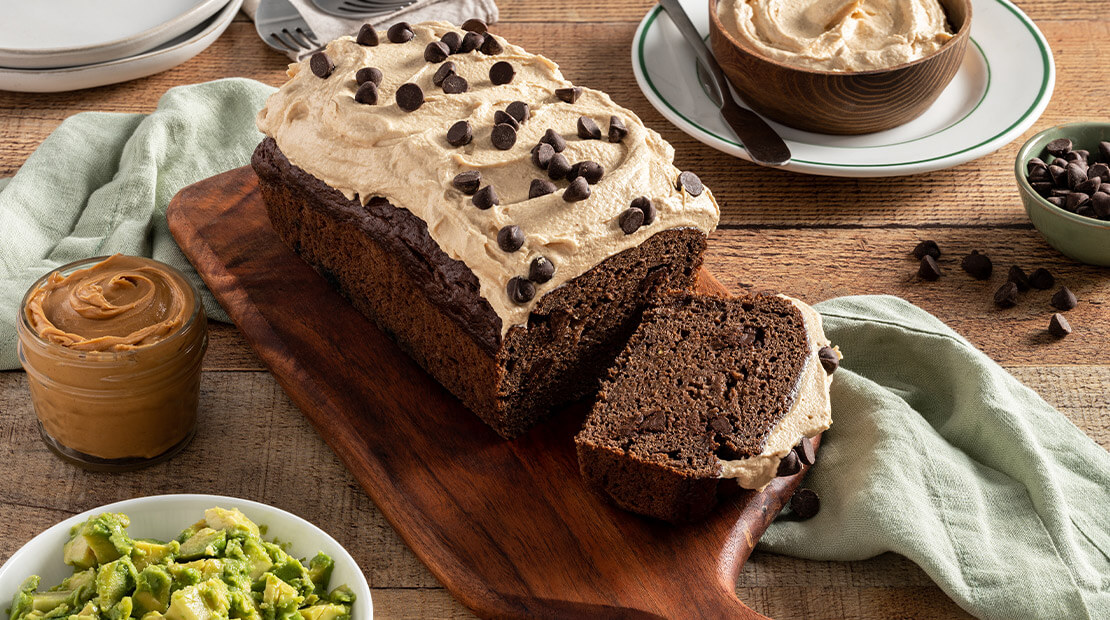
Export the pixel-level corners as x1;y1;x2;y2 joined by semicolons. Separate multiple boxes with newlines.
1015;122;1110;266
707;0;971;134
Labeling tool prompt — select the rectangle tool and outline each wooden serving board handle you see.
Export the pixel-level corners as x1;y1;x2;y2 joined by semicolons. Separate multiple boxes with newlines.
168;167;817;619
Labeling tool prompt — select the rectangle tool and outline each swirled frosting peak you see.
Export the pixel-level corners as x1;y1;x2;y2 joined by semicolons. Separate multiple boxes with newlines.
257;21;719;334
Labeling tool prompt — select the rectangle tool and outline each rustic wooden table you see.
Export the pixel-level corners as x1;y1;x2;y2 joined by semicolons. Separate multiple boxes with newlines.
2;2;1107;618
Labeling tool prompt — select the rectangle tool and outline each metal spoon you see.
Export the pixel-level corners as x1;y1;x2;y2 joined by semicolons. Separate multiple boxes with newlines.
657;0;791;167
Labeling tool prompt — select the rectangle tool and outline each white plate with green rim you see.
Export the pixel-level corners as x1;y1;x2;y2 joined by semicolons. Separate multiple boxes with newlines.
632;0;1055;177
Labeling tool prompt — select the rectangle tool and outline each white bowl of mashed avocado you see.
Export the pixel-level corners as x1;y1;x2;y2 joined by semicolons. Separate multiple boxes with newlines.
0;495;372;620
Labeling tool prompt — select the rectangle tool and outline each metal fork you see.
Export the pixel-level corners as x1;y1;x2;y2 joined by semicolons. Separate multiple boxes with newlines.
308;0;414;18
255;0;323;55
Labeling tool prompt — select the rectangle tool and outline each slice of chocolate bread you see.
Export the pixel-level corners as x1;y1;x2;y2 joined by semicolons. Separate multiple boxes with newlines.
575;292;835;523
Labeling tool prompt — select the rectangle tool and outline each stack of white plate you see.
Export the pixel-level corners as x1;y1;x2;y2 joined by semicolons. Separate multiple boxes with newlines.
0;0;244;93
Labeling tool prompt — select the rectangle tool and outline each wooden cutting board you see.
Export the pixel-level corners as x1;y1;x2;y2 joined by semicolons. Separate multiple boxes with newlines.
167;166;818;620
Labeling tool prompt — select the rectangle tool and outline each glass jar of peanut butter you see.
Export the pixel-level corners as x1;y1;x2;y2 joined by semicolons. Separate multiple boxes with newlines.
17;254;208;471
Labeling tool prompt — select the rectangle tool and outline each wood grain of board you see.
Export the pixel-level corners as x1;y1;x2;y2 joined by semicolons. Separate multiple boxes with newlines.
2;1;1108;618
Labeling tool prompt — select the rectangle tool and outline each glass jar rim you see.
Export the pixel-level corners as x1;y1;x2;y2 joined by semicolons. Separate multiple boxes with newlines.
18;255;205;360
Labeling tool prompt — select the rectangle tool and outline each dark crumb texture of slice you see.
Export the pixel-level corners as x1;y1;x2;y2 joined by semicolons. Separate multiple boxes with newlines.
576;293;810;522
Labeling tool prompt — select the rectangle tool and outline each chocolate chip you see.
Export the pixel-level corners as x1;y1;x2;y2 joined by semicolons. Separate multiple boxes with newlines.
631;196;656;225
1090;163;1110;182
356;24;379;46
1048;197;1064;208
677;171;704;197
489;60;515;85
424;41;450;63
441;31;461;53
356;66;383;86
555;87;582;103
617;207;644;235
1031;182;1053;197
1077;205;1096;218
387;22;413;43
493;110;519;130
547;153;571;180
818;346;839;374
1007;265;1030;291
1076;149;1091;163
1065;192;1090;211
479;34;502;55
1029;268;1054;290
507;276;534;304
458;31;483;53
1101;141;1110;162
446;120;472;147
452;170;481;195
1078;177;1104;196
441;74;468;94
497;225;525;252
961;250;992;280
1049;313;1072;338
471;184;498;209
1046;138;1072;157
576;116;601;140
1026;157;1046;174
709;416;732;434
994;282;1019;308
918;255;942;281
432;61;456;86
506;101;529;123
522;146;551;173
795;437;817;466
1067;163;1088;189
912;240;941;260
777;450;801;477
491;123;517;150
309;52;334;78
461;18;487;33
608;116;628;143
574;161;604;184
1051;286;1077;311
528;178;556;199
1028;167;1050;183
354;81;378;105
396;83;423;111
529;256;555;283
540;128;567;152
564;176;591;203
1048;164;1067;186
791;488;820;519
1092;192;1110;218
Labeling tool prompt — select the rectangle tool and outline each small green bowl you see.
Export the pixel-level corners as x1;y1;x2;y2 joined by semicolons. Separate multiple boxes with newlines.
1015;122;1110;266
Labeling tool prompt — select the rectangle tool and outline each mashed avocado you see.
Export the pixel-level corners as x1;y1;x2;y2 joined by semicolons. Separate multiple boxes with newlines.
8;508;353;620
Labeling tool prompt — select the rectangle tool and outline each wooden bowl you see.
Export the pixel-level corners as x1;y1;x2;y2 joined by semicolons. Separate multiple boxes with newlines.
708;0;972;135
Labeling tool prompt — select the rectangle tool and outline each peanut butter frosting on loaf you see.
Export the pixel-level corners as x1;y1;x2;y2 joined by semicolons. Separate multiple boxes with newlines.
256;21;720;335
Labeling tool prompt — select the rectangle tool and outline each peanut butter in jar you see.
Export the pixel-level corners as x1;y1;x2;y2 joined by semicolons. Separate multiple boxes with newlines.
17;254;208;470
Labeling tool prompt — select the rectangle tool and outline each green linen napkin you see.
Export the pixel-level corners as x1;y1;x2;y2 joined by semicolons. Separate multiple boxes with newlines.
762;295;1110;620
0;78;275;370
2;79;1108;620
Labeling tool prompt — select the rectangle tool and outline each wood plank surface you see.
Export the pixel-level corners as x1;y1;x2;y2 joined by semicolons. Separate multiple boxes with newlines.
2;0;1108;618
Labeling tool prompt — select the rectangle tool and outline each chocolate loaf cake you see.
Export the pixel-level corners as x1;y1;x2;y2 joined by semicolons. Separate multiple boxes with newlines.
575;293;836;523
252;21;719;437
